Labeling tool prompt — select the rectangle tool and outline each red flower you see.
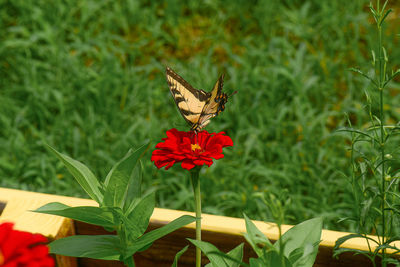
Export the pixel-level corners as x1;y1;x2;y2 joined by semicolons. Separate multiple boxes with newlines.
0;222;54;267
151;128;233;170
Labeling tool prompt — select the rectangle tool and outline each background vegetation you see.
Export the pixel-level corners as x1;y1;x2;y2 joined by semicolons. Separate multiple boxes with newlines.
1;0;399;232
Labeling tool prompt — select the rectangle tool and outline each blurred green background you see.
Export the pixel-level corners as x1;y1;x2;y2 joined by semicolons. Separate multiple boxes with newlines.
1;0;399;231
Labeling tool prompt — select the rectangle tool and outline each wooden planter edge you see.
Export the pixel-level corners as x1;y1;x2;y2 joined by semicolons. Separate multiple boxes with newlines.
0;187;394;266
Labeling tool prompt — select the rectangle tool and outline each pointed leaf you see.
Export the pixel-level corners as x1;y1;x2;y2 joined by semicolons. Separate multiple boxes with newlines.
264;250;292;267
287;241;319;264
274;218;322;267
49;235;120;260
333;247;371;259
334;233;379;252
243;213;272;257
171;245;189;267
33;202;120;228
349;68;378;87
124;191;155;239
249;258;265;267
380;8;392;26
103;143;149;208
46;144;103;203
124;161;144;213
226;243;244;267
188;239;229;267
203;243;245;267
126;215;196;255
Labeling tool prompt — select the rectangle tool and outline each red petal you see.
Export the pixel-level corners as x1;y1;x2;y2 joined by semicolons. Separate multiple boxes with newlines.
151;129;232;171
181;160;196;170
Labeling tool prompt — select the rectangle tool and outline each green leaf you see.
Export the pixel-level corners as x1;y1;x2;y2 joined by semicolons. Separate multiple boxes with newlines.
264;250;292;267
349;68;378;87
274;218;322;267
287;242;317;264
136;242;153;252
243;213;273;257
380;8;392;26
33;202;120;228
200;243;247;267
125;215;196;256
188;239;228;267
333;247;372;259
249;258;265;267
124;191;155;240
225;243;245;267
336;127;377;142
334;233;379;256
103;143;149;208
49;235;120;260
45;144;103;203
124;161;144;213
171;245;189;267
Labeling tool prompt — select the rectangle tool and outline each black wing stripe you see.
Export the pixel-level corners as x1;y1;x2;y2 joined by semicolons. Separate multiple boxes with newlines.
179;109;202;116
166;67;210;101
174;96;185;103
166;66;232;132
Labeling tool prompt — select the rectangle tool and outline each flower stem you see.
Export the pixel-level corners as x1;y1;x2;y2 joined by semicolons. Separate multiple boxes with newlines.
125;256;135;267
190;168;202;267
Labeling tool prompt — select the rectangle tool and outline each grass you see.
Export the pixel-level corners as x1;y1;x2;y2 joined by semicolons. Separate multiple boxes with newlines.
1;0;399;232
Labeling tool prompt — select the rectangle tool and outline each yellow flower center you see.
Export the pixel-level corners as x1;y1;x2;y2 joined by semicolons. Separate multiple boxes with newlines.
191;143;201;152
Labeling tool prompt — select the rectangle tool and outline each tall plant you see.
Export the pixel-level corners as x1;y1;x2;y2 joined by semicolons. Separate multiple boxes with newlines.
334;1;400;266
35;144;196;267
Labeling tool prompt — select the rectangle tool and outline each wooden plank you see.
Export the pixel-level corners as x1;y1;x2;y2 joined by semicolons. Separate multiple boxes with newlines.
0;188;94;267
0;187;94;237
74;220;375;267
150;205;393;253
0;187;397;266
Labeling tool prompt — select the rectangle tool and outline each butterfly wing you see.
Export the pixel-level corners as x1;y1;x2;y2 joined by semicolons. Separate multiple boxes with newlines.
166;67;209;127
194;74;227;131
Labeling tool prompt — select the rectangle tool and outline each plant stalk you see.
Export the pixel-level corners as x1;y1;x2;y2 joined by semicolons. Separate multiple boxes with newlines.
125;256;135;267
377;2;386;264
377;0;386;267
191;168;202;267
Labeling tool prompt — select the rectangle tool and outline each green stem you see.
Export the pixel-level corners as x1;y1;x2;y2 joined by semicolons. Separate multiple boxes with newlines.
119;226;135;267
377;1;386;264
191;168;202;267
125;256;135;267
278;224;285;267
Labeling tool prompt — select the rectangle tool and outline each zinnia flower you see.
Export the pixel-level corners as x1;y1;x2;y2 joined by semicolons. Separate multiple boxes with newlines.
0;222;54;267
151;128;233;170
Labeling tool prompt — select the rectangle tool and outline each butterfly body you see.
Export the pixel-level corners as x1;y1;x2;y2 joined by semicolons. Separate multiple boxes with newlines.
166;67;231;133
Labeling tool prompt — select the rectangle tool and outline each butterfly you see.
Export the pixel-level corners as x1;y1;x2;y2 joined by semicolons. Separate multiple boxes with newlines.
166;66;234;133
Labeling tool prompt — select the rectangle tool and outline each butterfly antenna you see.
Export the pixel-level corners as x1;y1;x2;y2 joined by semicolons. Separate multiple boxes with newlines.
229;91;238;97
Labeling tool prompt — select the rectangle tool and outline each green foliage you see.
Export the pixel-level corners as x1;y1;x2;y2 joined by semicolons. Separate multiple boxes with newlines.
243;213;273;257
123;215;196;256
171;245;189;267
103;144;147;209
45;144;104;203
1;0;400;231
185;216;321;267
273;218;322;266
334;1;400;265
187;239;244;267
244;216;322;267
49;235;120;261
35;202;120;228
34;145;195;265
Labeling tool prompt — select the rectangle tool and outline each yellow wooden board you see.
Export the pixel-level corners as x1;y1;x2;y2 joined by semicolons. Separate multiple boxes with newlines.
0;187;397;254
0;187;95;238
